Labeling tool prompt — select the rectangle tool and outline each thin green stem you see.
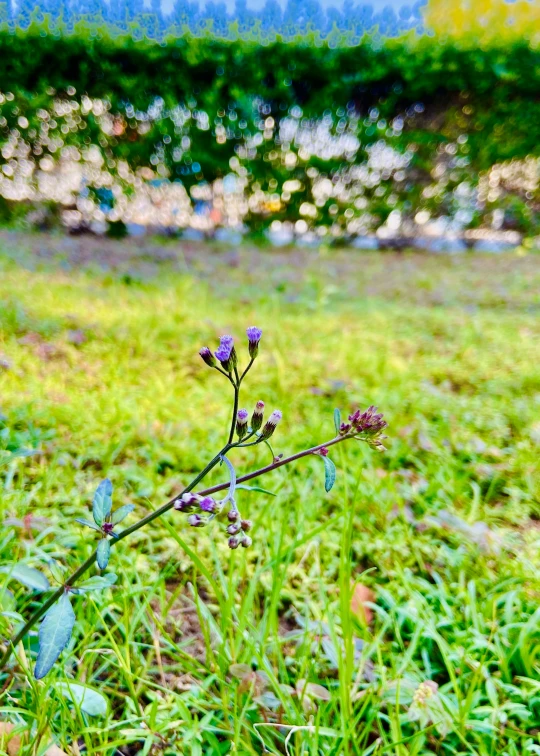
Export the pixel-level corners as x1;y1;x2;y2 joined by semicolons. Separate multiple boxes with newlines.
0;433;348;670
227;379;240;445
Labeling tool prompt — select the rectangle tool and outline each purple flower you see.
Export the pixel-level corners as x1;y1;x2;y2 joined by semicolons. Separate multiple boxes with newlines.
260;409;282;440
349;406;387;436
174;493;201;512
199;347;216;367
236;408;249;439
188;513;205;528
251;400;265;431
215;335;234;361
199;496;217;513
215;335;236;370
246;326;262;358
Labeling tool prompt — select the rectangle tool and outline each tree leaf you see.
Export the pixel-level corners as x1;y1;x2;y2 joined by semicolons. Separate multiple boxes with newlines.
111;504;135;525
334;408;341;434
34;593;75;679
236;485;277;496
76;574;117;593
0;564;50;593
322;456;336;492
55;682;108;716
75;518;102;532
92;479;112;526
96;539;111;570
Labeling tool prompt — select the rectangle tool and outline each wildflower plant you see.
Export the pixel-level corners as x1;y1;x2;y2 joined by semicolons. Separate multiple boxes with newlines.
0;327;387;679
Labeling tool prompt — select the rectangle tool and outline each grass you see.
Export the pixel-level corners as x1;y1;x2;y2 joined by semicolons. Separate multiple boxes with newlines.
0;233;539;755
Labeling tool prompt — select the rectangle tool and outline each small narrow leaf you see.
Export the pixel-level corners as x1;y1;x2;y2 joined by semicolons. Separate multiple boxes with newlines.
323;456;337;492
111;504;135;525
96;539;111;570
0;564;50;593
48;560;67;584
236;485;277;497
34;593;75;679
76;574;117;593
334;408;341;434
56;682;108;716
92;479;112;526
75;518;102;532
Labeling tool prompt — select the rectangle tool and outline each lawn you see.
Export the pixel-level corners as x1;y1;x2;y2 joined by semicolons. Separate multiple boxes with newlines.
1;233;540;755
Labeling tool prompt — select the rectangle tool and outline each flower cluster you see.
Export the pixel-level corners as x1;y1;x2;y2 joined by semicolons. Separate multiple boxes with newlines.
226;510;252;550
339;405;388;449
174;492;220;528
190;327;282;548
199;326;262;374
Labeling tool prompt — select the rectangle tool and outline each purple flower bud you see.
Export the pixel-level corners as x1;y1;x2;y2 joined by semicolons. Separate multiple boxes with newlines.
241;535;252;548
349;406;387;437
260;410;282;440
174;493;201;512
251;400;265;432
240;519;252;532
246;326;262;358
199;347;216;368
188;513;205;528
102;522;114;535
227;510;240;521
215;335;237;371
228;535;240;549
236;408;249;439
199;496;217;513
227;523;241;535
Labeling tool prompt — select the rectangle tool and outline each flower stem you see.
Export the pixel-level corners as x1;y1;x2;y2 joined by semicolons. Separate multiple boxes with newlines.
0;434;346;670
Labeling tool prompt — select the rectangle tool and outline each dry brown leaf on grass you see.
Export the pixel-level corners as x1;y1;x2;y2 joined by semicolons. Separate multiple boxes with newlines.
0;722;69;756
350;583;375;625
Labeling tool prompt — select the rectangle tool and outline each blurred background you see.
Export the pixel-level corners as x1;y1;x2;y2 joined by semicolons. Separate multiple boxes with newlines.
0;0;538;250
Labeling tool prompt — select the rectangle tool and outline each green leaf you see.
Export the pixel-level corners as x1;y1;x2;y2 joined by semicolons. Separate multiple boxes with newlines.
34;593;75;679
56;682;108;716
75;518;102;532
111;504;135;525
96;539;111;570
334;408;341;434
236;485;277;496
76;574;117;593
92;479;112;526
48;560;67;584
322;456;337;492
0;564;50;592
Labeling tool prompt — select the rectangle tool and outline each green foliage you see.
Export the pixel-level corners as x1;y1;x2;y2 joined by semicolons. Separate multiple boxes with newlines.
1;237;540;751
34;593;75;679
0;31;538;235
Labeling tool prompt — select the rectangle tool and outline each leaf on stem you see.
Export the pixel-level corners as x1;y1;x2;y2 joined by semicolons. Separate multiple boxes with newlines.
320;456;337;492
334;408;341;434
111;504;135;525
74;574;117;594
92;479;112;527
96;539;111;570
0;564;50;593
34;593;75;679
75;518;101;532
236;485;277;496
